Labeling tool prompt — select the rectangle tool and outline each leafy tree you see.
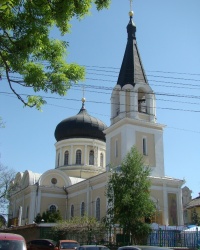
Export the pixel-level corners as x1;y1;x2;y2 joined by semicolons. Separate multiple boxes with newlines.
34;213;42;223
53;215;106;243
0;0;110;109
106;146;156;245
34;209;62;223
0;163;16;216
0;215;6;228
191;209;200;226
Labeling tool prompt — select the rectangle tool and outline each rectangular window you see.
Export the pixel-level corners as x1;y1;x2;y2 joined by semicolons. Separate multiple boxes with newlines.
100;153;103;167
115;140;118;157
96;198;100;221
143;137;147;155
81;202;85;217
26;206;29;219
57;153;60;167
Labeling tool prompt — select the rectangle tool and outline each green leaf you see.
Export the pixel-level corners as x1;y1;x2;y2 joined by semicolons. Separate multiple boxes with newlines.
0;0;110;109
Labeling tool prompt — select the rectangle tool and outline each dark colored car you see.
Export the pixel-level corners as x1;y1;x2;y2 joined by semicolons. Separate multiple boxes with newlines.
77;245;110;250
56;240;80;250
27;239;57;250
0;232;27;250
117;246;173;250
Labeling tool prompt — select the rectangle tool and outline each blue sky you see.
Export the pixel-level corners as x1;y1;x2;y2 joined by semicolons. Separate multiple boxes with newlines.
1;0;200;199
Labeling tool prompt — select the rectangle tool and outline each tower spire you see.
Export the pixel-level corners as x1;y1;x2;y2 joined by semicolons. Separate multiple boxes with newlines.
116;1;148;88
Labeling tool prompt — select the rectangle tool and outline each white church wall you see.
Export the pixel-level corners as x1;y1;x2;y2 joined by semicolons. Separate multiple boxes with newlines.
66;173;108;220
105;118;165;177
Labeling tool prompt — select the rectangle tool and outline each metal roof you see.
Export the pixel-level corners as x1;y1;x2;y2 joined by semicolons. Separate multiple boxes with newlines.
117;16;148;88
54;103;107;142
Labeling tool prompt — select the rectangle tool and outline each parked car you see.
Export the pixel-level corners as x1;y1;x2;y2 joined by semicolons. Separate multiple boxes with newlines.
77;245;110;250
118;246;173;250
56;240;80;250
0;232;27;250
27;239;57;250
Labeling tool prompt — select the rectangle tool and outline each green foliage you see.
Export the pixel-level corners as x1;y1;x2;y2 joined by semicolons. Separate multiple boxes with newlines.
0;215;6;228
53;215;106;233
34;213;42;223
129;221;152;245
34;209;62;223
191;209;200;226
0;0;110;109
53;215;106;244
106;146;155;244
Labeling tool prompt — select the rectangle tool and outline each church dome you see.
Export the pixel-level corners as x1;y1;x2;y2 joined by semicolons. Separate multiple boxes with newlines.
55;102;107;142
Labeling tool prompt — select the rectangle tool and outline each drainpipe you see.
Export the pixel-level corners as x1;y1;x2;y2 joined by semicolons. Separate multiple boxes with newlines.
63;186;68;219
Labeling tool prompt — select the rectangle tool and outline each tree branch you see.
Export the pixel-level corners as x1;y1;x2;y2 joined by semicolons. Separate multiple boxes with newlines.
0;50;35;107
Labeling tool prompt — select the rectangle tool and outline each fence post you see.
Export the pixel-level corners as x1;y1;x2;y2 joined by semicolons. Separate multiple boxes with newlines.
159;228;162;247
196;227;199;249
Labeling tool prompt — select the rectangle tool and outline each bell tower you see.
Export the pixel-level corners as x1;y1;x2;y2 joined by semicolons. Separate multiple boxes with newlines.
111;9;156;126
105;7;165;177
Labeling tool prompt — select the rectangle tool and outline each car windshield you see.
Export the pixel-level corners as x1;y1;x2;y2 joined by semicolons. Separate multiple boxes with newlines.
61;243;80;249
84;247;110;250
0;240;26;250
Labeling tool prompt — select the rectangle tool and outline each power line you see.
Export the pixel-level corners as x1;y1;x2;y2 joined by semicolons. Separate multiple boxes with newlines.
85;69;200;83
1;92;200;134
1;77;200;96
81;64;200;77
1;75;200;98
1;64;200;83
2;83;200;105
1;90;200;114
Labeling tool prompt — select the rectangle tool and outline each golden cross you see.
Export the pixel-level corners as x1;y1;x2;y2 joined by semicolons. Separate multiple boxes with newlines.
82;84;85;98
130;0;133;11
81;84;86;105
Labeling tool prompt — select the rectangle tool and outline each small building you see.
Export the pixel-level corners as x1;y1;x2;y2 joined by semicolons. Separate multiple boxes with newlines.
185;193;200;225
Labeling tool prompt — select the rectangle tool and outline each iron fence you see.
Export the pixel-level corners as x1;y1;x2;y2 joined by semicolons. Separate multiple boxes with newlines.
39;226;200;249
148;229;200;248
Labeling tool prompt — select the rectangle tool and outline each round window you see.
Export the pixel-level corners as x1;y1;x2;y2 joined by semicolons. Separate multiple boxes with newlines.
51;178;57;184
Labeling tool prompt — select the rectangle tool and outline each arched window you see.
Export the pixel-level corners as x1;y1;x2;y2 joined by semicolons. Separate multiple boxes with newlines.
96;198;100;221
76;150;81;164
64;150;69;165
89;150;94;165
81;202;85;217
71;205;74;218
49;205;56;212
100;153;103;167
57;153;60;167
138;90;147;113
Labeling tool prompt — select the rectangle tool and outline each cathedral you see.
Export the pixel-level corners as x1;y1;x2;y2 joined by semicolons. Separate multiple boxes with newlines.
8;8;185;228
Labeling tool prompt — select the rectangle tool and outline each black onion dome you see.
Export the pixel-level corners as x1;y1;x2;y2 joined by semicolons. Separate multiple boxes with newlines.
55;104;107;142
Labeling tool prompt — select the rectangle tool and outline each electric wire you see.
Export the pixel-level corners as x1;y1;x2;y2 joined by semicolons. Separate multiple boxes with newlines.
2;83;200;114
1;75;200;100
1;66;200;135
1;73;200;93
